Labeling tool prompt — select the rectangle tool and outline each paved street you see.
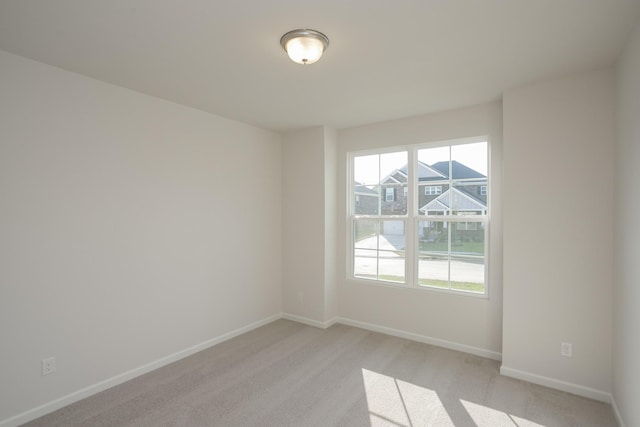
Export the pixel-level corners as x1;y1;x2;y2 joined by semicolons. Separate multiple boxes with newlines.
354;234;484;283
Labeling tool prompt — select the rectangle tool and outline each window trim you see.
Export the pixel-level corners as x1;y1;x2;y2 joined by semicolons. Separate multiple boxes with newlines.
348;136;490;298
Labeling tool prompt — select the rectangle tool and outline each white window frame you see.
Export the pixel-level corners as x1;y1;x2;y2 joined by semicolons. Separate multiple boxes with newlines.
480;185;487;196
348;137;490;297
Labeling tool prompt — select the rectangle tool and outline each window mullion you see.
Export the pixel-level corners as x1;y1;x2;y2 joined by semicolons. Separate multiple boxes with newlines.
406;148;416;287
447;221;452;290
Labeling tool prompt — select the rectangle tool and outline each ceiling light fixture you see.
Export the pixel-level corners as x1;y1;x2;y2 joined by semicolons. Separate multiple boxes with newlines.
280;29;329;65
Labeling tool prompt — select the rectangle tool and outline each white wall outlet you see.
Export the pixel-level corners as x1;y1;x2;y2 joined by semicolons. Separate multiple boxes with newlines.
42;357;56;376
560;342;573;358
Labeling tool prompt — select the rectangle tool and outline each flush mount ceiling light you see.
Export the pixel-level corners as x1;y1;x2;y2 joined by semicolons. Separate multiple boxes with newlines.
280;29;329;65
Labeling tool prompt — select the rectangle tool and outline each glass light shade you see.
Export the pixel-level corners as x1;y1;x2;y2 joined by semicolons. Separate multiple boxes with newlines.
284;37;325;64
280;29;329;65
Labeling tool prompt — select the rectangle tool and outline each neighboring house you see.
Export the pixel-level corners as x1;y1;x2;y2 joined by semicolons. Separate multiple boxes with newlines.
354;182;379;215
379;168;409;216
379;160;487;237
420;187;486;216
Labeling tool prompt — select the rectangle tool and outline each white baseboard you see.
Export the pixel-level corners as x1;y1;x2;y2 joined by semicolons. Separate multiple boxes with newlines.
281;312;338;329
0;313;282;427
610;395;626;427
335;317;502;361
499;365;612;403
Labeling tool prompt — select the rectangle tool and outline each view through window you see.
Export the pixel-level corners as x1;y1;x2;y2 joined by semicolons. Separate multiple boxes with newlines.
350;139;488;294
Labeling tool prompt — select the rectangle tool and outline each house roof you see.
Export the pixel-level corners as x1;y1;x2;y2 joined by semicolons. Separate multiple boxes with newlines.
390;160;485;184
354;183;378;196
397;162;446;182
430;161;486;180
420;187;487;213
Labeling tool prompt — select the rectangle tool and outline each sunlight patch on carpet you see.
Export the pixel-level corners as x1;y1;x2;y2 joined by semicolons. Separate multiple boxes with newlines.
460;399;547;427
361;368;453;426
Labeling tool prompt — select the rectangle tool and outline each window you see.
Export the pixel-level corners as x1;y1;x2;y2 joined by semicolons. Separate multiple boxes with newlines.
480;186;487;196
350;139;489;295
425;185;442;195
385;187;395;202
352;151;408;283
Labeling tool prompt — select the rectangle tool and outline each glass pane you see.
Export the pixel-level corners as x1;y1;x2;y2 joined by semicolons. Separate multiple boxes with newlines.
354;184;380;215
451;221;485;257
354;219;379;249
354;154;380;186
380;152;408;182
380;152;408;215
418;220;448;288
451;142;487;180
450;181;487;215
379;254;405;283
418;254;449;289
354;152;407;216
353;219;405;283
417;146;449;215
418;220;448;255
451;142;488;216
417;146;450;171
379;220;405;283
450;254;485;293
354;219;379;279
380;184;407;215
354;249;378;280
354;154;381;215
450;222;485;293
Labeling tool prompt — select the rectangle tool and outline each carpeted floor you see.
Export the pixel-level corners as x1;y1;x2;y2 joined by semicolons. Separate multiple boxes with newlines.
22;319;617;427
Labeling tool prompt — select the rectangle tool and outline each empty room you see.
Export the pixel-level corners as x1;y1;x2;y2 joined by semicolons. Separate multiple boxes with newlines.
1;1;639;426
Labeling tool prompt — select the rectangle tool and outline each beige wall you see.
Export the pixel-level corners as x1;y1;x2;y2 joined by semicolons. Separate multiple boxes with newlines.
324;127;339;322
282;127;326;323
336;101;504;358
282;126;337;325
502;69;614;400
614;20;640;427
0;50;283;423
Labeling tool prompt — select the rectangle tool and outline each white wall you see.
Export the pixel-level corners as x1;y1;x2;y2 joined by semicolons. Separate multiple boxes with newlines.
502;69;614;400
337;102;504;358
0;50;283;424
614;20;640;427
282;127;326;323
282;127;337;325
324;128;338;322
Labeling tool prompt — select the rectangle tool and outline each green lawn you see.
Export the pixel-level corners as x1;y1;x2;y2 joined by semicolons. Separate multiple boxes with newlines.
419;240;484;254
376;275;485;293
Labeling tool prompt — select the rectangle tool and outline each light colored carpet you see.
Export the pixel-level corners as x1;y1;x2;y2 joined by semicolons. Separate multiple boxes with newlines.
22;320;616;427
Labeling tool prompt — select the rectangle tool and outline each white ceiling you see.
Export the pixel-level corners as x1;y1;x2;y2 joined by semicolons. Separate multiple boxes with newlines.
1;1;639;132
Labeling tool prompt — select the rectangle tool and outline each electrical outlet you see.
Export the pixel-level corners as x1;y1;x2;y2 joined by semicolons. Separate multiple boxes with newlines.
42;357;56;376
560;342;573;358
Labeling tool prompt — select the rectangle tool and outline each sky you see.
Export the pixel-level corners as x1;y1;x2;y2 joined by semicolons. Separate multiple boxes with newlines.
354;141;487;184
